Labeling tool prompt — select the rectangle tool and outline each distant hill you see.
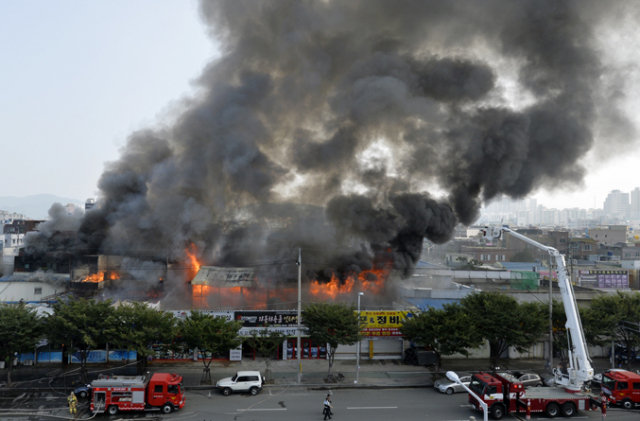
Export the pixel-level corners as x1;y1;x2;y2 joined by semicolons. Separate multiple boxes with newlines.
0;194;85;220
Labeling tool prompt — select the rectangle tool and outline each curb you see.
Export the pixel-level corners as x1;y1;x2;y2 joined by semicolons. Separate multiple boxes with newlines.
185;382;434;391
0;383;434;395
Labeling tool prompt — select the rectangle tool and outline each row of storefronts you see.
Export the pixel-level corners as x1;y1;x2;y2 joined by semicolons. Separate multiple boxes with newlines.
14;308;413;365
167;309;412;362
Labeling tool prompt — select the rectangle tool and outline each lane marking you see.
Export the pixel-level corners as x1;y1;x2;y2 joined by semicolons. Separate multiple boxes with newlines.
534;417;588;420
237;408;287;411
347;406;398;409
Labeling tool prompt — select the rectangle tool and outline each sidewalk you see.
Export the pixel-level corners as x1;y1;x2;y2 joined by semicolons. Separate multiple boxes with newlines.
0;356;620;392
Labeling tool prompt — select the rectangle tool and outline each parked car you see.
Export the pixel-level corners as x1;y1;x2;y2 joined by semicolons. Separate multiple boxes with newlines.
72;383;92;399
543;376;556;387
513;372;543;387
216;371;264;396
434;373;471;395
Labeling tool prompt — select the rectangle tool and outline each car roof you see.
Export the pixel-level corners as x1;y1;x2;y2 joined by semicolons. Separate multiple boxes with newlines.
236;371;261;376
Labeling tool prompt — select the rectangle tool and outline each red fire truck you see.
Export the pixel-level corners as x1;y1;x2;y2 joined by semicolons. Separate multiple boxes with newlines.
467;227;601;420
601;369;640;409
89;372;185;415
469;371;596;419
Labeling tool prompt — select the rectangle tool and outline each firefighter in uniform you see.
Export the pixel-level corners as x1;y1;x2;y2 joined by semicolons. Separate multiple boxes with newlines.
68;391;78;416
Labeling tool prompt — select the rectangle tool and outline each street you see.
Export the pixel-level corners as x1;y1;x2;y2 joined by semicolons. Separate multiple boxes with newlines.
3;387;640;421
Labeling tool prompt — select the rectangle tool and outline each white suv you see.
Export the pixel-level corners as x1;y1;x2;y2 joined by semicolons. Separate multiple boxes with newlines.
216;371;264;396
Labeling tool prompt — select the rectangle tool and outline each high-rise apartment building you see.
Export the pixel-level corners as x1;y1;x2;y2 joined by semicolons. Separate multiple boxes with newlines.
630;188;640;220
603;189;629;219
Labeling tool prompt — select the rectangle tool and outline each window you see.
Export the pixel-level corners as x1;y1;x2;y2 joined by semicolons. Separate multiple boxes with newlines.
560;239;566;244
618;382;628;390
583;244;592;251
633;382;640;390
237;376;249;382
34;288;42;295
248;376;259;381
486;385;497;395
167;384;179;394
154;384;163;393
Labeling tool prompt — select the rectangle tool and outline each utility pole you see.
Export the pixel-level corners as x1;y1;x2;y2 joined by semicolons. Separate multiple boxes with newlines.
297;248;302;384
548;252;553;372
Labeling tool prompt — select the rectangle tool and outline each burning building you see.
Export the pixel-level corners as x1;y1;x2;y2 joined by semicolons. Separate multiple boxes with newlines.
21;1;640;308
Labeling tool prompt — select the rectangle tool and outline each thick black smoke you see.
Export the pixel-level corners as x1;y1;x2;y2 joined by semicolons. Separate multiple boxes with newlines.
29;0;638;292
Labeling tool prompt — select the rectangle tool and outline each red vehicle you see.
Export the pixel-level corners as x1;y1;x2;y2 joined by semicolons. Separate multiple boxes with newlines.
601;369;640;409
469;371;595;419
90;372;185;415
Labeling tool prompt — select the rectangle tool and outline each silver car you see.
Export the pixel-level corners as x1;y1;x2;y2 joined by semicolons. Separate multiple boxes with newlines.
434;374;471;394
517;373;543;387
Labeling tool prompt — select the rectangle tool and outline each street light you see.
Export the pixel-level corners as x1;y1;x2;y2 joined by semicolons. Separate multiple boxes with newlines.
446;371;488;421
354;292;364;384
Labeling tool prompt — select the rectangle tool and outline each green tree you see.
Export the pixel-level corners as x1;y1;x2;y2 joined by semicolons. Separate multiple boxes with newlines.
461;292;546;367
244;327;286;382
178;311;243;384
0;303;45;385
510;249;536;262
582;291;640;369
45;298;118;382
400;303;482;378
303;303;361;380
112;302;178;373
547;299;568;359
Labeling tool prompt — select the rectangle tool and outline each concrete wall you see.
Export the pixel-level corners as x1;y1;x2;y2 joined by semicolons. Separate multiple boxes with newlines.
0;281;61;304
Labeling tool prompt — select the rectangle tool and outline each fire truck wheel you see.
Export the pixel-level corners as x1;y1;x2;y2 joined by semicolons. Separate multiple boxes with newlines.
222;388;232;396
107;405;119;416
545;402;560;418
446;388;454;395
250;387;259;396
622;399;633;410
561;402;576;417
491;404;504;420
161;404;173;414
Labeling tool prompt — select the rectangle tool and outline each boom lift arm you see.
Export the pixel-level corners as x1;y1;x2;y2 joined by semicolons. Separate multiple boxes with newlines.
482;226;594;392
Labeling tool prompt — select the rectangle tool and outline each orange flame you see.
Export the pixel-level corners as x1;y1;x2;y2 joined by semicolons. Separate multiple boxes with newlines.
83;273;104;283
82;271;120;283
309;266;388;300
192;284;298;310
185;244;201;282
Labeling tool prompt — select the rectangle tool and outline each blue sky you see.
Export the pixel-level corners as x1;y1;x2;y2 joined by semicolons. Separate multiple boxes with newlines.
1;1;215;202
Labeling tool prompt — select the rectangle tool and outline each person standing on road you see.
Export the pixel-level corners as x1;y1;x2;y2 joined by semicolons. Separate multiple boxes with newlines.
323;395;333;420
68;392;78;416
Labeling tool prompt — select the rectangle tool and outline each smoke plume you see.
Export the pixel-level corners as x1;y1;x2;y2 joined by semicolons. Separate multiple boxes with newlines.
28;0;638;296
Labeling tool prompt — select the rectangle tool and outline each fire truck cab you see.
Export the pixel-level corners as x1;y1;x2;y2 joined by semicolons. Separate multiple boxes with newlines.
469;372;526;419
90;372;185;415
601;369;640;410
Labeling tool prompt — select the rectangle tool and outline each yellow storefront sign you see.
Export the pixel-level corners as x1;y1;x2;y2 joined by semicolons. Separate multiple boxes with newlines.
357;310;412;337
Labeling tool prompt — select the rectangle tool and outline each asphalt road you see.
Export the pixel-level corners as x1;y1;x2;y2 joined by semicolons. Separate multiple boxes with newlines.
3;387;640;421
